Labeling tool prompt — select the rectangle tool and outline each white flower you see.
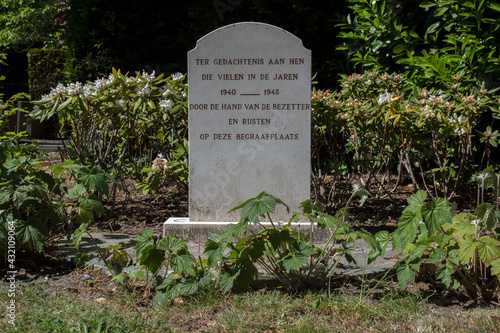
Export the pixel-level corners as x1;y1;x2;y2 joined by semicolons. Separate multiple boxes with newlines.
470;219;482;226
378;90;393;106
142;70;156;82
94;78;109;91
172;72;183;81
67;82;83;96
162;88;174;97
50;83;67;98
159;99;174;111
137;84;151;97
152;154;168;174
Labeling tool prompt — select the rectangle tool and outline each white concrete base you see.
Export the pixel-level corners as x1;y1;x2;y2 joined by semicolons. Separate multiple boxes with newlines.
163;217;331;242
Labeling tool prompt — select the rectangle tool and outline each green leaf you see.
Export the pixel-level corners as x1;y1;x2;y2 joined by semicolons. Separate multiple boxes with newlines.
153;290;169;305
179;278;199;295
436;263;455;288
487;2;500;12
170;250;196;276
421;197;451;235
203;239;226;268
395;258;420;288
229;192;287;224
72;222;90;250
134;229;155;258
299;199;324;214
76;203;94;224
79;195;105;216
477;236;500;265
12;185;32;209
357;229;381;253
392;206;422;250
137;244;165;273
49;160;75;177
77;167;109;196
281;253;309;272
158;235;188;253
393;44;405;55
407;190;427;208
0;185;14;207
16;217;46;253
458;236;477;264
427;248;447;264
491;258;500;276
219;270;240;293
451;213;476;237
5;156;27;174
476;203;496;230
368;230;389;264
67;183;87;199
420;1;437;8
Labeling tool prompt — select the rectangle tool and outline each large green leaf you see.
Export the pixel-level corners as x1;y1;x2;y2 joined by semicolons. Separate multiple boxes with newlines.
294;240;317;257
427;248;447;264
4;156;27;174
72;222;90;250
421;197;451;235
137;244;165;273
170;250;196;276
219;270;240;294
477;236;500;265
476;203;496;230
203;239;226;268
368;230;389;264
134;229;155;258
15;217;46;253
491;258;500;276
281;253;309;272
67;183;87;199
76;203;94;224
0;185;14;207
357;229;381;254
79;194;105;216
49;160;75;177
178;278;199;295
487;2;500;12
407;190;427;208
436;263;455;289
77;167;109;196
12;185;33;209
458;236;477;264
229;192;287;224
395;258;421;288
158;235;188;253
153;290;169;305
392;206;422;250
451;213;476;237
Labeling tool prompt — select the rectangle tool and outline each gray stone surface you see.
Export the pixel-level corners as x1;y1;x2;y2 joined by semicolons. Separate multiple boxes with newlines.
188;22;311;222
58;232;402;277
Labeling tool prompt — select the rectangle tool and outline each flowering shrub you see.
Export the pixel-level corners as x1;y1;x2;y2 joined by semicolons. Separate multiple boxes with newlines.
33;69;188;199
311;71;499;202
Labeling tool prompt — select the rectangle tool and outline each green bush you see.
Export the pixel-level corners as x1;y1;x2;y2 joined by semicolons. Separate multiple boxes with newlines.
0;132;107;256
311;71;500;202
33;69;188;199
27;48;67;100
393;186;500;304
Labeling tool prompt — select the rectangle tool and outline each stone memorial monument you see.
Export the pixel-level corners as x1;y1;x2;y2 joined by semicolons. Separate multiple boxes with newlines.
165;22;311;235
